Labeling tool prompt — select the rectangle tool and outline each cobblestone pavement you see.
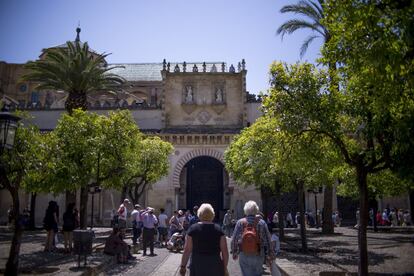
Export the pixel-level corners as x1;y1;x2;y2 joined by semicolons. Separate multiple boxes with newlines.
99;238;249;276
0;227;112;276
278;227;414;275
1;226;413;275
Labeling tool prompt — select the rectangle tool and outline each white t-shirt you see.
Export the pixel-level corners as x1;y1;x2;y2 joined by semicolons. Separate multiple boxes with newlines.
118;204;128;221
131;209;140;222
158;213;168;228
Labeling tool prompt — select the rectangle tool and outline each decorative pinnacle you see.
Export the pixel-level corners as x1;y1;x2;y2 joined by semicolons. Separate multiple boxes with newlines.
75;23;81;42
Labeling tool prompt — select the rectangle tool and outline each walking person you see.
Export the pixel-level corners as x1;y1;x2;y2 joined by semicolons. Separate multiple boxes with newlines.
43;201;59;252
142;207;158;256
189;205;199;226
7;205;14;227
179;203;229;276
223;209;233;238
286;212;293;228
62;203;76;253
131;204;142;245
158;208;169;247
231;200;275;276
118;198;131;233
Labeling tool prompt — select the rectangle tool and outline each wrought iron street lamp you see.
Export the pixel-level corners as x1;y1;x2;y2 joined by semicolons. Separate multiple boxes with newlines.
307;187;322;228
0;105;21;153
89;185;102;229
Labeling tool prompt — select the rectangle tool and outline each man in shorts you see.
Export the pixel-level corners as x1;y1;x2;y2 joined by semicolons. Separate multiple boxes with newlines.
158;208;169;247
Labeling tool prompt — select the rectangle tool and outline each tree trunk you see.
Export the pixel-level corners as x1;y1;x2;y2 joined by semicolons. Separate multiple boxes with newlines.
357;165;369;276
29;193;37;230
5;188;23;276
65;191;76;208
79;187;89;229
297;180;307;252
120;186;127;203
278;208;285;240
322;185;334;234
65;92;87;115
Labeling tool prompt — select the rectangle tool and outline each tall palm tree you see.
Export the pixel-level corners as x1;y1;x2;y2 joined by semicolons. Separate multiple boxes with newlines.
22;40;124;114
21;37;124;228
277;0;335;235
277;0;328;58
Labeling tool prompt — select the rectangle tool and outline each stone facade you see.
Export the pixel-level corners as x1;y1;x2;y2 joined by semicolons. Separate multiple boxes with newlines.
3;33;410;226
0;37;264;224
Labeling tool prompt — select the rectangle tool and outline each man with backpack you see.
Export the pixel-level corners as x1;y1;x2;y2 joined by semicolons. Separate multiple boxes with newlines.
231;200;274;276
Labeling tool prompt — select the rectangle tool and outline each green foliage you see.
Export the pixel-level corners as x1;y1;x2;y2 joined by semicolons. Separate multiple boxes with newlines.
224;116;340;192
33;109;143;194
38;109;101;193
21;41;124;113
336;167;414;200
122;136;173;203
0;120;45;192
321;0;414;180
22;41;124;93
277;0;328;57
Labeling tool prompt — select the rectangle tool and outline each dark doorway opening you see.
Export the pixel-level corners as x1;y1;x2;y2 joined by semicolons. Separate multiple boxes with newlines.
186;156;223;221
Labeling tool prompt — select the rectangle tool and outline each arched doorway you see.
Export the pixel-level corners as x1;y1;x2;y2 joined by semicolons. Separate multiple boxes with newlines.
185;156;224;220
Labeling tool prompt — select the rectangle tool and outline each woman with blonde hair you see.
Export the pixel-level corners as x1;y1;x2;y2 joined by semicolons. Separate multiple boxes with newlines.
179;203;229;276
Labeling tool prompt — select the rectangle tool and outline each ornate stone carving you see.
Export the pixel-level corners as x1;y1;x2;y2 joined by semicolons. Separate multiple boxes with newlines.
212;104;226;114
215;88;223;103
229;64;235;73
202;62;206;72
182;104;197;115
183;62;187;72
184;85;193;103
221;62;225;72
174;64;180;72
183;116;196;121
197;110;212;124
192;64;198;72
210;64;217;72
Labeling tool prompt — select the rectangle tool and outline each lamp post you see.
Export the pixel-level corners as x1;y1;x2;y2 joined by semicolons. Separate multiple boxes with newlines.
0;105;21;153
1;104;22;276
89;185;102;229
307;188;322;228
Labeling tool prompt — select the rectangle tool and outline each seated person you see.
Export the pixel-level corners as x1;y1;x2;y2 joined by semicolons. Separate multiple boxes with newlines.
104;228;130;263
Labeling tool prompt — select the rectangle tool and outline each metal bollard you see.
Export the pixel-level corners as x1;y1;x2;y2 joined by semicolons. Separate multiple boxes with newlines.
73;229;94;267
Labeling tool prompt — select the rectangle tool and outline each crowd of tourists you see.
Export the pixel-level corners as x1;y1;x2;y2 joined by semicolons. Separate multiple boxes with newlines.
35;197;412;275
105;199;279;275
369;207;411;227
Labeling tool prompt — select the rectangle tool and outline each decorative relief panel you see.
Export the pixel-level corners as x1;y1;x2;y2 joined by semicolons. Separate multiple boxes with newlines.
197;110;212;124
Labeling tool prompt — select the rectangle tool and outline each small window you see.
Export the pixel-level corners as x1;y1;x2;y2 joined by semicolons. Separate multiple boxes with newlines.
19;84;27;92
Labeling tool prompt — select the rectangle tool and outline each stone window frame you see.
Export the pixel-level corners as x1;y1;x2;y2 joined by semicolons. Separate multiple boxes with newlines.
182;82;196;105
212;81;226;105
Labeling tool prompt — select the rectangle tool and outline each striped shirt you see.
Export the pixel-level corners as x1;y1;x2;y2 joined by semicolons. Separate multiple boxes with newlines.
230;215;274;258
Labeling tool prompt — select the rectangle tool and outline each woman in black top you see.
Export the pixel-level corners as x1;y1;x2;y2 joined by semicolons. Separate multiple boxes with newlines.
43;201;59;252
180;203;229;276
62;203;76;253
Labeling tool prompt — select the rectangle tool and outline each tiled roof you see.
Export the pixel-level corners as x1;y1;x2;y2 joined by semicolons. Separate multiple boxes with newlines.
108;62;226;82
109;63;164;82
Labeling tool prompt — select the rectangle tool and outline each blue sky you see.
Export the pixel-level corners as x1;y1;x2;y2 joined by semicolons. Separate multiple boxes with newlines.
0;0;322;94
